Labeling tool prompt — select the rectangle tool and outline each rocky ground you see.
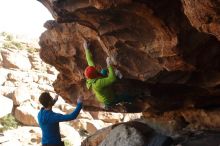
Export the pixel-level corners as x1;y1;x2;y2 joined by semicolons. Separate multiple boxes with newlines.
0;33;142;146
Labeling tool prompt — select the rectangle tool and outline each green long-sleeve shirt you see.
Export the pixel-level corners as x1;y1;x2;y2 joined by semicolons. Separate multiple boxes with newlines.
85;48;117;105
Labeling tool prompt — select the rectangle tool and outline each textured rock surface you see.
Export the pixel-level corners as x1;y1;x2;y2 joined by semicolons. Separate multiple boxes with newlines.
142;108;220;137
180;132;220;146
98;124;145;146
82;121;172;146
59;123;82;146
12;85;30;106
38;0;220;130
182;0;220;41
82;125;113;146
82;121;220;146
14;104;38;126
0;95;13;118
1;49;32;71
0;39;147;145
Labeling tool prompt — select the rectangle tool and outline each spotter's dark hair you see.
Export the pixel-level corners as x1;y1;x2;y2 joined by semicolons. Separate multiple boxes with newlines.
39;92;52;108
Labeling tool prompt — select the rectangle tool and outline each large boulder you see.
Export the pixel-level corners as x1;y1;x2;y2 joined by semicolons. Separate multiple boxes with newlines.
7;72;23;82
38;0;179;109
28;52;47;71
122;113;143;122
0;95;13;118
0;68;8;86
14;103;38;126
3;81;15;87
90;112;124;123
99;124;145;146
0;86;16;99
82;125;114;146
37;0;220;114
60;123;81;146
2;126;42;146
82;121;172;146
12;84;30;106
71;119;111;135
1;49;31;71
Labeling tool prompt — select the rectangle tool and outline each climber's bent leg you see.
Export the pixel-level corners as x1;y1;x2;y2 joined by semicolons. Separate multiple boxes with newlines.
104;94;134;109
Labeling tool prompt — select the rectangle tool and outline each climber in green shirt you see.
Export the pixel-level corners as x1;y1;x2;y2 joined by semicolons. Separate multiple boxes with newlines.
83;41;124;108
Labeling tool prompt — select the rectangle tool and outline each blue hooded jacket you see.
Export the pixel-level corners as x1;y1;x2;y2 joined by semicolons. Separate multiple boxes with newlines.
37;102;82;145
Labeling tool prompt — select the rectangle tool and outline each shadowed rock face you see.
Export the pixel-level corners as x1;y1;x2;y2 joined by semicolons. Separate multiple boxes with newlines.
81;121;220;146
182;0;220;41
38;0;220;117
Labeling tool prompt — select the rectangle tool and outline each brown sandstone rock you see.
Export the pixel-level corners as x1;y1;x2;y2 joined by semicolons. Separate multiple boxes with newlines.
181;109;220;130
182;0;220;41
1;49;32;71
38;0;220;115
14;104;38;126
35;0;220;144
71;119;106;135
143;108;220;136
0;95;13;118
12;84;30;106
90;111;123;123
38;0;184;110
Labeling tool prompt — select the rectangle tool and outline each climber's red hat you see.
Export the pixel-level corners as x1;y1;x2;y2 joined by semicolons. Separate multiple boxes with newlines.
84;66;101;79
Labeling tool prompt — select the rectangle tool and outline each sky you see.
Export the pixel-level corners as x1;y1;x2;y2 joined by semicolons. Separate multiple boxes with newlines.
0;0;53;39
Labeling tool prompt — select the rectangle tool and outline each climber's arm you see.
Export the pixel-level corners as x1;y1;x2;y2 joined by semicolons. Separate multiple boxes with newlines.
47;102;82;122
83;41;95;66
85;48;95;66
94;65;117;89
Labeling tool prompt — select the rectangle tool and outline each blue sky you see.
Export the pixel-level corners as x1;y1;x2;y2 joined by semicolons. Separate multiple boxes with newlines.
0;0;53;39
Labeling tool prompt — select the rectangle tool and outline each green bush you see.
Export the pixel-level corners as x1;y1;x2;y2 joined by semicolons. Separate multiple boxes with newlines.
1;31;38;53
0;32;7;37
64;140;72;146
12;41;22;49
2;42;15;49
3;41;23;50
5;34;14;42
26;46;38;53
0;114;19;132
0;32;14;41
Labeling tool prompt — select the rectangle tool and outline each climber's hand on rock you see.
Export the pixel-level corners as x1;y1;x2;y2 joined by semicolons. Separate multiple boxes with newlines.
115;69;123;79
83;40;88;50
106;57;113;66
51;94;59;105
54;94;59;102
77;95;83;103
83;40;91;50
